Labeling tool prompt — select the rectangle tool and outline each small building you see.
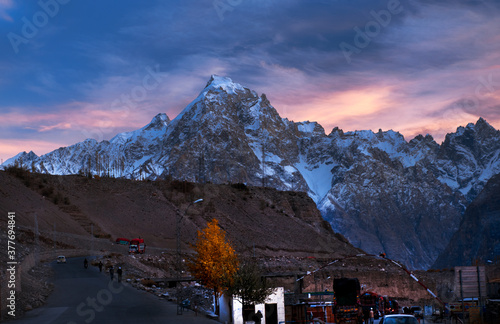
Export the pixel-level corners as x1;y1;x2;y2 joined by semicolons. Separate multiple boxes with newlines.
219;287;285;324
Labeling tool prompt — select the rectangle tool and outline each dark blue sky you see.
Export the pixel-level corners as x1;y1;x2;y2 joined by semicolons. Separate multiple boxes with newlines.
1;0;499;161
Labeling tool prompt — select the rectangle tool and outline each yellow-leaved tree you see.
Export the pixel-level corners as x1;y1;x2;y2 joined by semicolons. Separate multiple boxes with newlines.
188;218;238;314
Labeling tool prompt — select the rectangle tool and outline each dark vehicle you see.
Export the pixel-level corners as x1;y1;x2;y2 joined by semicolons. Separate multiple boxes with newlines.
379;314;419;324
384;297;399;315
409;306;422;318
333;278;361;324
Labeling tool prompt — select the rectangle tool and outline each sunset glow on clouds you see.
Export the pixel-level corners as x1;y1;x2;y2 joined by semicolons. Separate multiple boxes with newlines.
1;0;500;162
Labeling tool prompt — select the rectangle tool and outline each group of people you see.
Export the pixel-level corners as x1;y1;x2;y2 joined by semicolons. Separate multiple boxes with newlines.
83;258;123;282
108;264;123;282
357;307;375;324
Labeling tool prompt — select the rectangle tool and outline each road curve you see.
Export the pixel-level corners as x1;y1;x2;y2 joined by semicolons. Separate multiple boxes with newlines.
8;256;216;324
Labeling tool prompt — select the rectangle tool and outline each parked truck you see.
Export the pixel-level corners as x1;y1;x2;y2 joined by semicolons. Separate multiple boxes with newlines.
128;238;146;254
115;237;130;245
333;278;361;324
360;291;384;319
384;296;399;315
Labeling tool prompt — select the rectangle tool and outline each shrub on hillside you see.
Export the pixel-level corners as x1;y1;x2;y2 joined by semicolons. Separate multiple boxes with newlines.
141;278;157;287
171;180;195;193
231;182;248;191
4;165;29;179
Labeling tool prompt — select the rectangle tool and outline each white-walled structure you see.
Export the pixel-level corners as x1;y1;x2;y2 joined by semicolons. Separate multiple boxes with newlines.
219;287;285;324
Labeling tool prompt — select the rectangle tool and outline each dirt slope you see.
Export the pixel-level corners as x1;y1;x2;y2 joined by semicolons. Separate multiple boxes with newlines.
0;170;360;258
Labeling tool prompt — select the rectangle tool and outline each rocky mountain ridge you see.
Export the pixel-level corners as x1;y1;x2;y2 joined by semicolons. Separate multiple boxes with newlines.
433;173;500;268
5;75;500;269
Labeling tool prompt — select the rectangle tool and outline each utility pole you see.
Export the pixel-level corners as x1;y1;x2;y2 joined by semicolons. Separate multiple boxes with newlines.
261;142;266;187
91;224;94;256
477;266;484;324
34;213;39;265
53;223;56;255
176;199;204;278
176;198;203;315
459;270;465;322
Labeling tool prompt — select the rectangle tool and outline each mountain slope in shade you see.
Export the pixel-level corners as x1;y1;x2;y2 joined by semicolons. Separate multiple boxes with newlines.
432;173;500;268
4;75;500;269
0;170;361;260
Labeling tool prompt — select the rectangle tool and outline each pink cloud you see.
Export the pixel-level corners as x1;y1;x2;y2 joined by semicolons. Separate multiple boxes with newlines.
0;139;67;164
38;122;73;132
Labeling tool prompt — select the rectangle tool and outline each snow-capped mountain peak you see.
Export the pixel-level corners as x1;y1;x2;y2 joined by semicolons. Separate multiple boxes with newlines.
204;74;246;95
110;113;170;145
3;76;500;270
3;150;38;167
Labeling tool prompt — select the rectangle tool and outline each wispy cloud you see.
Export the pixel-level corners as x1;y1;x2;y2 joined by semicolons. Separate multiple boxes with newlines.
1;0;500;160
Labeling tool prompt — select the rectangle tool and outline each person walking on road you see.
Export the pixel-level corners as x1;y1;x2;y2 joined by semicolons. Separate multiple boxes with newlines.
84;258;88;269
109;265;114;281
117;267;122;282
357;306;364;324
98;261;103;272
369;308;374;324
253;310;263;324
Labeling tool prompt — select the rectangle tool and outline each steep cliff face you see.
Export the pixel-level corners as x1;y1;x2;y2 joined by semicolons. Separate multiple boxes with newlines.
319;151;465;269
5;75;500;269
432;173;500;268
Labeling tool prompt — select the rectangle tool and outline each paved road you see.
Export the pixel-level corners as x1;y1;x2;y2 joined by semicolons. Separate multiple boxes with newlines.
8;257;217;324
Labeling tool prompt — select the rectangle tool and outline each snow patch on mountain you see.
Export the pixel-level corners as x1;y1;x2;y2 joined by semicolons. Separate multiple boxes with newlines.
295;156;335;203
205;74;246;94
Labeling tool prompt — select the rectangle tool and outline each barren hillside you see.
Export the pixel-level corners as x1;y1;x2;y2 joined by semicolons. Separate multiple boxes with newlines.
0;169;360;258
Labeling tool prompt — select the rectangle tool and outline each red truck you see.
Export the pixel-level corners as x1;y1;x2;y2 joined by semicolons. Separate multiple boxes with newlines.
128;238;146;254
115;237;130;245
360;291;384;319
